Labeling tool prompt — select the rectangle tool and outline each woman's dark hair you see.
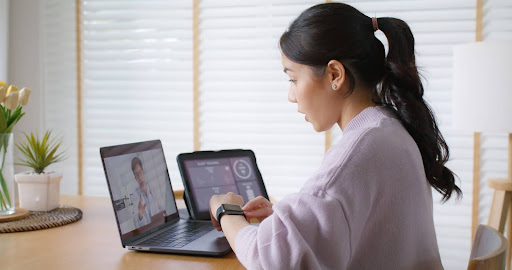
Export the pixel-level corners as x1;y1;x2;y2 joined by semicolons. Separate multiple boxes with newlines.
279;3;461;202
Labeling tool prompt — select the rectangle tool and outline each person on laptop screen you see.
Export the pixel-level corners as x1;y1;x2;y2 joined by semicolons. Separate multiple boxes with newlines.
131;157;165;228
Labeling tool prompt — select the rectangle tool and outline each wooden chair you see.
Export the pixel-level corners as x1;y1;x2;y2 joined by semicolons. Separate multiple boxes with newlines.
468;224;508;270
487;178;512;269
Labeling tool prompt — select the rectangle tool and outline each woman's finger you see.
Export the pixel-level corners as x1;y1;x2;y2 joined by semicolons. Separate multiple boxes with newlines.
242;196;272;211
244;207;273;218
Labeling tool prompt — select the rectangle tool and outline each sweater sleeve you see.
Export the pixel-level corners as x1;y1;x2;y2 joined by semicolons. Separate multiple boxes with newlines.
234;191;350;270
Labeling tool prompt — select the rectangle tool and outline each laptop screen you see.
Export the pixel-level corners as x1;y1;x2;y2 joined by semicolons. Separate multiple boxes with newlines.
101;140;178;244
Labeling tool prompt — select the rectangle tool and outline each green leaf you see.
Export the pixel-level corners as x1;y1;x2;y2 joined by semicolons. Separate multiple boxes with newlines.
17;144;36;164
0;189;6;210
0;171;11;208
41;132;51;159
5;111;25;134
0;178;6;210
0;136;9;171
7;106;21;126
42;131;50;147
0;108;6;132
30;133;39;162
15;130;67;173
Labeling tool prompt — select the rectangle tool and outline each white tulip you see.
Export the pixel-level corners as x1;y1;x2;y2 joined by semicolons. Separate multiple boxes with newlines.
0;86;6;103
18;88;31;106
6;85;18;96
4;91;19;110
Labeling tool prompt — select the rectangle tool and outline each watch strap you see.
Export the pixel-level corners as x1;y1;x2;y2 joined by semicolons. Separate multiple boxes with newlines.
216;204;245;228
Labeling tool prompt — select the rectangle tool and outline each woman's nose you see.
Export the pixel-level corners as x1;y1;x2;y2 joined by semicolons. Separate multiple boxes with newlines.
288;88;297;103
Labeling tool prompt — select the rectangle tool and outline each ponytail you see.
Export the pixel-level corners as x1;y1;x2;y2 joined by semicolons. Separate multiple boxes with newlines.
279;3;461;202
377;17;461;202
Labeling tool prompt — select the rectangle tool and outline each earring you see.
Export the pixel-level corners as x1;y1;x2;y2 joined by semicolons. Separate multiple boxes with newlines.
332;83;337;90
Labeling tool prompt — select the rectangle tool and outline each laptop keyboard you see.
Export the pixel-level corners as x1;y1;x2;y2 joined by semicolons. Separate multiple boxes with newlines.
138;222;213;248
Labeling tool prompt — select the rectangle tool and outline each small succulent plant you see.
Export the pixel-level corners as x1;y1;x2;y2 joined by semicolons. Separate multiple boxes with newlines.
16;131;66;174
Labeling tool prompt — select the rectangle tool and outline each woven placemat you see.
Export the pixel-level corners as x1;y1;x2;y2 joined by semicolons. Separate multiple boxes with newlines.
0;205;82;233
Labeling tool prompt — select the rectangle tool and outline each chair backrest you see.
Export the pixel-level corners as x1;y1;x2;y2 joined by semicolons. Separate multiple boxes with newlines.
468;224;508;270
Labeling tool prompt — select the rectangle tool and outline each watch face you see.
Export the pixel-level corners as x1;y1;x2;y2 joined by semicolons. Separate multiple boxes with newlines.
223;204;243;211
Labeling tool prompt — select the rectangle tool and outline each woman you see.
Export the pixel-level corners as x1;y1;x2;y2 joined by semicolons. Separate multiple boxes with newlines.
209;3;461;269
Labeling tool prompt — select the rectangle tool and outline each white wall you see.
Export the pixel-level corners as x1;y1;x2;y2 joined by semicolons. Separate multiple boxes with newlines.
7;0;77;196
7;0;44;175
39;0;79;195
0;0;8;80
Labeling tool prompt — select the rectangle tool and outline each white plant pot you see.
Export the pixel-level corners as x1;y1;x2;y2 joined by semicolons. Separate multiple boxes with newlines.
15;171;62;211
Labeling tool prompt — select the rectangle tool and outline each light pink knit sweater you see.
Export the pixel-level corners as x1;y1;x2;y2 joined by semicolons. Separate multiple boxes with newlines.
235;106;444;270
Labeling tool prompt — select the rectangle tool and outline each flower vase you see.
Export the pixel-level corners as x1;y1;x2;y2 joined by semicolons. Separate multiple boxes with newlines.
0;133;14;215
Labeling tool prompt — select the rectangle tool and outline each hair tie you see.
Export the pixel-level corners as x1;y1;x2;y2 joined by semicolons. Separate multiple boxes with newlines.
372;17;379;32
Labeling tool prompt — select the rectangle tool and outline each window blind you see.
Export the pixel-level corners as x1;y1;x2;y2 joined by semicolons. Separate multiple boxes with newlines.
483;0;512;40
40;0;79;195
199;0;326;201
81;0;193;195
328;1;476;269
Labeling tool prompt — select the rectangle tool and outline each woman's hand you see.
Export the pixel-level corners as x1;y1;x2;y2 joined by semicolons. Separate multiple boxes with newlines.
209;192;244;231
242;196;273;223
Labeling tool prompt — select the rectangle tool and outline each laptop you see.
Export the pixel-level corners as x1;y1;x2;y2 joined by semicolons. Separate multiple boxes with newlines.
100;140;232;256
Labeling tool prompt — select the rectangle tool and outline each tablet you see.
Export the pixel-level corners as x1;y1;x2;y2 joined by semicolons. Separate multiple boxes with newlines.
177;149;269;220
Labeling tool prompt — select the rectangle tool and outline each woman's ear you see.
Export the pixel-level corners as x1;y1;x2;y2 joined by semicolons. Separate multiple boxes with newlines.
326;60;346;91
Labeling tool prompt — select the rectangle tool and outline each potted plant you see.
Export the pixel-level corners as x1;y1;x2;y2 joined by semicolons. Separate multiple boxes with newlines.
15;131;66;211
0;81;31;215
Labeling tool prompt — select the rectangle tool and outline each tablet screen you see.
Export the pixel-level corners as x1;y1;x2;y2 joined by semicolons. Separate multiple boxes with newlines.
184;156;263;214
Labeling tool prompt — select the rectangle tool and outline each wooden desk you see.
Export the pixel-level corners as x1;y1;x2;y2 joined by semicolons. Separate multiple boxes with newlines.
0;195;245;270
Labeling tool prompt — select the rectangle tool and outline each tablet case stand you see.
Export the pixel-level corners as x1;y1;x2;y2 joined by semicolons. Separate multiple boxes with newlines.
181;192;193;220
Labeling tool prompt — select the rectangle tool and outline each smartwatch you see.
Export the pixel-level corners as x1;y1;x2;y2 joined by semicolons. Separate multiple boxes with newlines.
216;204;246;227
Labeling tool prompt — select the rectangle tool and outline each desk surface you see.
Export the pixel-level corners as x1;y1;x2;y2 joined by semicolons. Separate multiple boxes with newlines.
1;195;245;270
